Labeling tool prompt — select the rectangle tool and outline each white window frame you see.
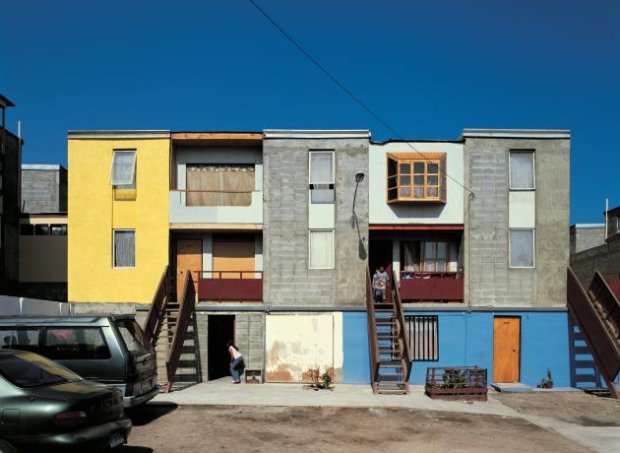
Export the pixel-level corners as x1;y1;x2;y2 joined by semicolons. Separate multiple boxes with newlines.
308;229;335;270
509;150;535;191
110;150;137;188
309;150;335;204
113;229;136;268
509;228;535;268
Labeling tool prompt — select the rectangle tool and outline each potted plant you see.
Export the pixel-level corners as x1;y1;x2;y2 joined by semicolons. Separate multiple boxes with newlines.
537;368;554;389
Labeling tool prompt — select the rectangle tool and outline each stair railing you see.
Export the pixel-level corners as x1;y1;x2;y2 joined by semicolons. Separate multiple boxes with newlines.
144;265;169;346
164;269;196;393
567;267;620;399
365;268;380;393
390;268;413;382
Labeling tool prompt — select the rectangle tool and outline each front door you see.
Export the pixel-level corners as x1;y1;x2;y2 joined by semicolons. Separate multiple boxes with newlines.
493;317;521;383
176;239;202;301
208;315;235;380
212;239;255;279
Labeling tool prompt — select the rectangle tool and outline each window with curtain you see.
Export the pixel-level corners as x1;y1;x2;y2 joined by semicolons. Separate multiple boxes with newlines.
186;164;255;206
110;150;136;188
309;230;334;269
309;151;334;204
509;150;534;190
113;230;135;268
387;153;447;203
510;229;534;268
402;241;457;273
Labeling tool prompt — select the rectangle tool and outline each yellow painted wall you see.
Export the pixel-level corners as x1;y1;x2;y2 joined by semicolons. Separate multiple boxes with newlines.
68;137;170;304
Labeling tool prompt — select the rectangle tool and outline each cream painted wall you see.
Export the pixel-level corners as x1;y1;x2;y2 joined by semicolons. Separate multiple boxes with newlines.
265;313;343;383
68;138;170;304
509;191;536;228
369;142;464;224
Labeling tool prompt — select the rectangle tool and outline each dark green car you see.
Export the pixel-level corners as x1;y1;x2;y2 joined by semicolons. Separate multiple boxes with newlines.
0;349;132;453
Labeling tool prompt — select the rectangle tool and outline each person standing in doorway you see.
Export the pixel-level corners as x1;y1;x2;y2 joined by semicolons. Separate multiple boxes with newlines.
372;266;389;303
227;341;245;384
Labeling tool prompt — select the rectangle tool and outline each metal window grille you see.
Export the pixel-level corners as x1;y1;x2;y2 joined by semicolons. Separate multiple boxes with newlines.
405;315;439;361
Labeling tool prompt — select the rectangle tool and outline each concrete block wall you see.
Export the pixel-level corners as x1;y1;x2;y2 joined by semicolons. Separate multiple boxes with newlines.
21;166;67;213
464;136;570;307
194;311;265;380
571;239;620;287
263;136;369;308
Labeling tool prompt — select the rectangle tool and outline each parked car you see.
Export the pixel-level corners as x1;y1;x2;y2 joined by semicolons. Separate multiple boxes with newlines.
0;315;158;408
0;349;131;452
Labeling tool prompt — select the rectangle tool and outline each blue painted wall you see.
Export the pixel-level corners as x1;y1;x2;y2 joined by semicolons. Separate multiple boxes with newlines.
343;310;572;387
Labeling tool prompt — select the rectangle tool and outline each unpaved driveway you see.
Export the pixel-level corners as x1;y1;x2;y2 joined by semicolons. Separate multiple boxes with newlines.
121;404;593;452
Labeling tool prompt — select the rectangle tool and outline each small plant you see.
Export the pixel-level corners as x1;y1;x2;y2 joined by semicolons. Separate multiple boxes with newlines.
442;368;467;389
537;368;554;389
304;367;334;391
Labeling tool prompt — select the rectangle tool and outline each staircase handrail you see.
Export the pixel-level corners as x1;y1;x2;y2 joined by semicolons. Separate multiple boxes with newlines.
165;269;196;393
567;266;620;398
591;270;620;320
144;265;169;346
365;268;380;392
390;268;412;381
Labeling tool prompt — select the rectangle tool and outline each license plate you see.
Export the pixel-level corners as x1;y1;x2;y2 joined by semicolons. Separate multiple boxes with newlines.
109;432;125;449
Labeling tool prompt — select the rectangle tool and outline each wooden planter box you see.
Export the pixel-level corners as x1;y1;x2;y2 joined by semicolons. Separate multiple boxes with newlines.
425;366;488;401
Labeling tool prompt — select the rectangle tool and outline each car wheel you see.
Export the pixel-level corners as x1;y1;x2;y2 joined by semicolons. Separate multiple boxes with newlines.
0;439;17;453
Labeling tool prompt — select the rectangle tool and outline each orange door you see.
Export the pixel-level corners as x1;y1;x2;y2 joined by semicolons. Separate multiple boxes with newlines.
176;239;202;301
493;317;521;383
212;240;255;279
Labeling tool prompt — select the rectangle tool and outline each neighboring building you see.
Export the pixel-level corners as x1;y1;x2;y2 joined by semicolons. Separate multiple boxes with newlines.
67;128;573;388
570;224;605;256
0;94;22;294
21;164;67;213
18;164;68;301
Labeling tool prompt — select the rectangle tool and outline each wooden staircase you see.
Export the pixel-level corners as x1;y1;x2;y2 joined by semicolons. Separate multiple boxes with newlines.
365;267;412;394
144;267;200;392
567;267;620;398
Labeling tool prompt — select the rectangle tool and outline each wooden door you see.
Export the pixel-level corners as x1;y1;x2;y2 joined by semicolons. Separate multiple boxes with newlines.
212;240;255;279
493;317;521;383
176;239;202;301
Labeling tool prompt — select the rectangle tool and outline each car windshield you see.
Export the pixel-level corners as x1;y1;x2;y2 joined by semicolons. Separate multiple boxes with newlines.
0;352;82;388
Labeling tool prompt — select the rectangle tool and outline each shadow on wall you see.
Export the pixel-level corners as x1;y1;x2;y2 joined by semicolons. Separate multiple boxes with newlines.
389;203;446;219
567;317;605;389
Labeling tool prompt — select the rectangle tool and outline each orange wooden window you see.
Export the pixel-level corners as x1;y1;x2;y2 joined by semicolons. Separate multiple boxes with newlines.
387;152;446;203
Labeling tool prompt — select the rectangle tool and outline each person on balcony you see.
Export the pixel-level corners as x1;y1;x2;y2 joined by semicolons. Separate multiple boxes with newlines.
372;266;389;303
227;341;245;384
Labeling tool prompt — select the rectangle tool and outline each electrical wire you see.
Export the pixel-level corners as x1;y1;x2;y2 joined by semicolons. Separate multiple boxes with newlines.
247;0;475;197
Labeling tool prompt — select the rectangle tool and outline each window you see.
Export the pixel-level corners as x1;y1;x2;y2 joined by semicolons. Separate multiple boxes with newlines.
50;224;67;236
19;224;34;236
405;315;439;361
510;229;534;268
309;230;334;269
509;150;534;190
387;153;446;203
35;224;50;235
401;241;458;273
309;151;335;204
113;230;135;268
110;150;137;188
115;319;150;356
0;328;40;352
45;328;111;360
186;164;254;206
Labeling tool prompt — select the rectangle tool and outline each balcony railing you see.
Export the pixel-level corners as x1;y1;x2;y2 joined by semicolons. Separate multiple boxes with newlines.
196;271;263;302
399;271;464;302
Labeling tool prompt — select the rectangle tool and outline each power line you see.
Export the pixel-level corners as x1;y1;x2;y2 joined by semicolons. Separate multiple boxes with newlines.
247;0;475;196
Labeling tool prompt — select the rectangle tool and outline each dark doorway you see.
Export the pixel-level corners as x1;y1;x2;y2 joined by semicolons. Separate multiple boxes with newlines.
208;315;235;380
369;239;393;273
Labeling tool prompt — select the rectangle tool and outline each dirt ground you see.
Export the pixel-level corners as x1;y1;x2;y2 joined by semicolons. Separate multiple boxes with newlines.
117;395;618;453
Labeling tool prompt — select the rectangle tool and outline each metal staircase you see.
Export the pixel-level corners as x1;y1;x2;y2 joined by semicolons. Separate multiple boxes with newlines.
365;267;412;394
567;267;620;398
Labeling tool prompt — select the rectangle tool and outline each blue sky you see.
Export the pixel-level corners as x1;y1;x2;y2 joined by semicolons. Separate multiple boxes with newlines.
1;0;618;223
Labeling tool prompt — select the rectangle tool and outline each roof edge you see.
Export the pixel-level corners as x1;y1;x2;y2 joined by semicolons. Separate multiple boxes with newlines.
68;130;170;139
461;129;571;139
264;129;370;139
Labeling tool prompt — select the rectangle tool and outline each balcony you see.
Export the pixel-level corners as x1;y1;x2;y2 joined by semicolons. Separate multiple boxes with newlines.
197;271;263;302
399;271;464;302
169;190;263;226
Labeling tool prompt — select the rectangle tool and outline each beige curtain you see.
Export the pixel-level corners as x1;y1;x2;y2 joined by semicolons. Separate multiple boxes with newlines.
186;165;255;206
